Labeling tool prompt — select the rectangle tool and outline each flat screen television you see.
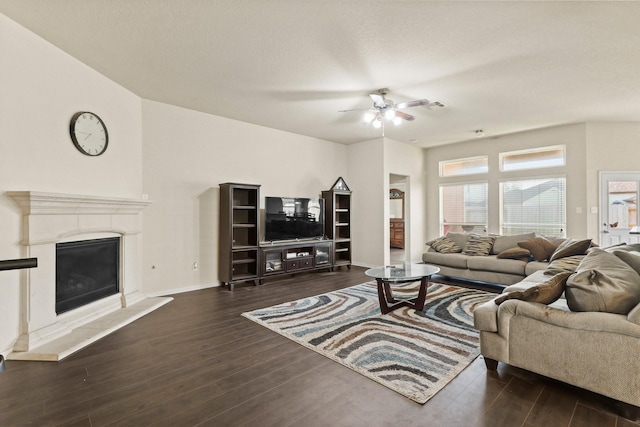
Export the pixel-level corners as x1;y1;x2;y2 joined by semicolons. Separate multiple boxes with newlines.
264;197;325;242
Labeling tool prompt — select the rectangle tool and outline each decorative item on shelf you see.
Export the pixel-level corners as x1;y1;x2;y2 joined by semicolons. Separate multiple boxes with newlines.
0;355;6;372
330;177;350;192
69;112;109;156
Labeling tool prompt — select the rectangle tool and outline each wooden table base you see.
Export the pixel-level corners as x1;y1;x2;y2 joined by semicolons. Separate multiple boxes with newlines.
375;275;429;314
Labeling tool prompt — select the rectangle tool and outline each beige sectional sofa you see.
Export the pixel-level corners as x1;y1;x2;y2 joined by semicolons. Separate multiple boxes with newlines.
473;243;640;417
423;232;553;286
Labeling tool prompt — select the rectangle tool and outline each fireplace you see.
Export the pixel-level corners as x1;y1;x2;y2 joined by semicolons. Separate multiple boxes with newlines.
56;237;120;314
6;191;173;361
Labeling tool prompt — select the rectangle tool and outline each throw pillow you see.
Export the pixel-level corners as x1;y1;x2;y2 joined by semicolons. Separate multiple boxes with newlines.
491;232;536;254
495;272;571;305
549;238;592;262
543;255;585;275
612;250;640;276
517;237;557;262
462;235;497;256
445;232;471;250
430;236;462;254
496;247;531;261
603;242;640;253
425;237;438;247
565;248;640;314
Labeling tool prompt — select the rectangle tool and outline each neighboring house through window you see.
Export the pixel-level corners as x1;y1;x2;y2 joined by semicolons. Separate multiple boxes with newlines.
500;177;567;237
440;182;489;235
437;146;567;237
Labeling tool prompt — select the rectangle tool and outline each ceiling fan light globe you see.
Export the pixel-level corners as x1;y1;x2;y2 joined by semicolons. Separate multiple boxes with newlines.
363;111;376;123
393;117;402;126
384;109;396;120
372;119;382;129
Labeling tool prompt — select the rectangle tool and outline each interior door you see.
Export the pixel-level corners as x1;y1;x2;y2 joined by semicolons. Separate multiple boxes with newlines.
600;172;640;247
388;174;408;265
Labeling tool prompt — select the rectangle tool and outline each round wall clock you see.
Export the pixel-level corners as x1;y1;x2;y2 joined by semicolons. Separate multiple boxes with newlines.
69;111;109;156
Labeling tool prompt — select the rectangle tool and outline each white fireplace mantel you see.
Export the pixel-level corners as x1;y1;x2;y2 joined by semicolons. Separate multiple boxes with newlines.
7;191;152;216
6;191;171;361
7;191;152;246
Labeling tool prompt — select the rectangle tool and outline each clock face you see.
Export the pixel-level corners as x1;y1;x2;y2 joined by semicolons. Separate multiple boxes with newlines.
70;112;109;156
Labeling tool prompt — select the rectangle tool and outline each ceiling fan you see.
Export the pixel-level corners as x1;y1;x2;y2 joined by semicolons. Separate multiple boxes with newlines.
339;88;445;129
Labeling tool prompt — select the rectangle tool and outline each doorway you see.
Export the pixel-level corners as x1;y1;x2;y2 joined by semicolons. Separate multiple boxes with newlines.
389;174;408;265
599;171;640;247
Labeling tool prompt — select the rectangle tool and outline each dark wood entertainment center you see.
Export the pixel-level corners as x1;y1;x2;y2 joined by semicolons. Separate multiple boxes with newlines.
219;180;352;290
260;240;333;278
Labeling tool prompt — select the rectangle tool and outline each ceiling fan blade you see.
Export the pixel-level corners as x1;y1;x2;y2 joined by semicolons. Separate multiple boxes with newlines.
338;108;372;113
395;110;415;121
394;99;431;109
369;93;387;109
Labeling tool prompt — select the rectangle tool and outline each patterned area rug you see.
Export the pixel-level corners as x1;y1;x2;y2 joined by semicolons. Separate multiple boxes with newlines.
242;281;494;404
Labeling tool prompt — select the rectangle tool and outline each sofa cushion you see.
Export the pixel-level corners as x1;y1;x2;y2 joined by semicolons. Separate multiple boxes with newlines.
628;302;640;326
503;270;548;291
602;242;632;252
604;243;640;253
422;251;469;269
612;250;640;276
525;260;550;276
546;236;568;248
467;255;527;275
496;247;531;260
549;238;592;262
491;232;536;254
429;236;462;253
544;254;585;275
463;235;496;256
517;237;557;262
566;248;640;314
495;272;571;305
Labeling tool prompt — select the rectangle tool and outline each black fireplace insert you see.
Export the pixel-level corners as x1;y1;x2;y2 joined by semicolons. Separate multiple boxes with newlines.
56;237;120;314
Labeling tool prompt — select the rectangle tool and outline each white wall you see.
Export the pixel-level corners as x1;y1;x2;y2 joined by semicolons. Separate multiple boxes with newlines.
585;122;640;240
424;124;588;241
141;100;349;295
384;138;426;264
0;13;142;354
345;137;426;267
347;138;386;267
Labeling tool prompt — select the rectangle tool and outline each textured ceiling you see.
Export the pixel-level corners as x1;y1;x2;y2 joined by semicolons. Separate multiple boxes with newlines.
1;1;639;147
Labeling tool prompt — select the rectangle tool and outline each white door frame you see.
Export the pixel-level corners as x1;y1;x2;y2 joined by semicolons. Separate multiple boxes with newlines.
387;174;409;265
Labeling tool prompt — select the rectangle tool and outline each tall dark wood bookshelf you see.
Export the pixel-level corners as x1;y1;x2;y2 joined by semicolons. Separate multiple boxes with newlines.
322;177;352;269
219;183;261;290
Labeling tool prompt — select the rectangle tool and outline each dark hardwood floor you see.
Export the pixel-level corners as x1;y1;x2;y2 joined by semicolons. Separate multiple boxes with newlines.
1;267;638;426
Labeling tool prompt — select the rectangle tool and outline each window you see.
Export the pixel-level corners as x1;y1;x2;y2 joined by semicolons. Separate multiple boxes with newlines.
500;177;566;237
439;156;488;177
500;145;565;172
440;182;488;234
607;181;638;229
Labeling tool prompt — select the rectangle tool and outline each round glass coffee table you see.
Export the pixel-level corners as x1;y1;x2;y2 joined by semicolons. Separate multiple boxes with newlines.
365;263;440;314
